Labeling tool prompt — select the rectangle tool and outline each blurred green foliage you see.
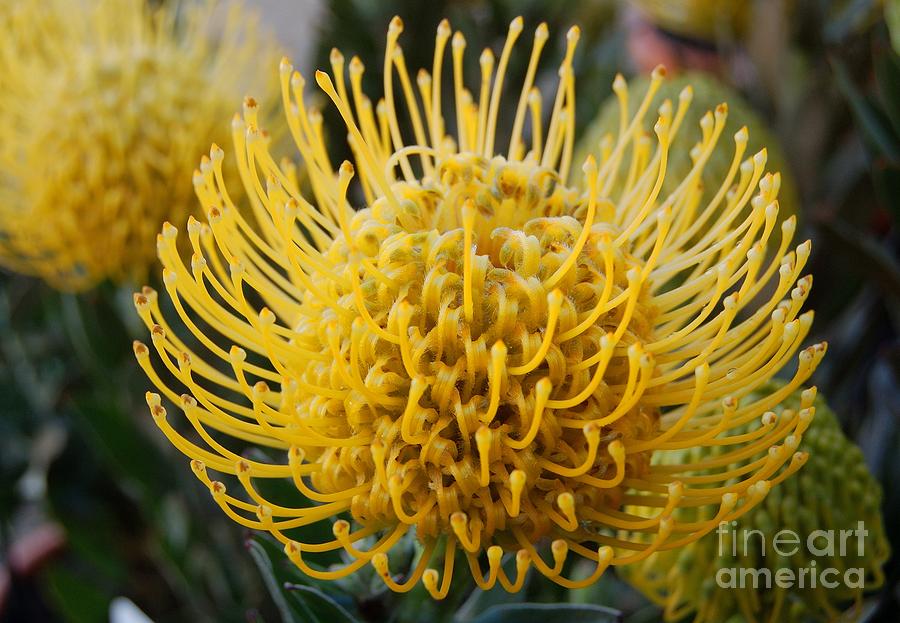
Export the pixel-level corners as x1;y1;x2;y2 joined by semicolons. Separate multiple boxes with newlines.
0;278;269;622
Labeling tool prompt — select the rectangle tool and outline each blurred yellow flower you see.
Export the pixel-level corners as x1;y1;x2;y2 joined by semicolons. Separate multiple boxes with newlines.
134;17;824;598
0;0;280;291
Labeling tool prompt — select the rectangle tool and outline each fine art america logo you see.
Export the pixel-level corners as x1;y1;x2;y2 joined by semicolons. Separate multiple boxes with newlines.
716;520;870;589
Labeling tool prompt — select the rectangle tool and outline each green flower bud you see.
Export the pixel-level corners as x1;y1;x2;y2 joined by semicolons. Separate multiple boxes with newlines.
619;383;890;622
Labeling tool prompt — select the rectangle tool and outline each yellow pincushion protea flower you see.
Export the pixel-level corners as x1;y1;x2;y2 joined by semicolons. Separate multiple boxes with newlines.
0;0;280;291
134;17;825;598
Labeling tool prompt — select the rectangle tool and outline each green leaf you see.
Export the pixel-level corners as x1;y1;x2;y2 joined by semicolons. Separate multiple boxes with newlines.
248;534;364;623
624;605;667;623
43;563;111;623
833;59;900;161
874;44;900;137
467;603;622;623
247;538;300;623
284;584;362;623
70;394;170;502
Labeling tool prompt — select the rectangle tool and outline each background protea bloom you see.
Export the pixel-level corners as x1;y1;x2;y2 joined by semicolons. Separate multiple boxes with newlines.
134;16;825;598
621;384;890;623
629;0;749;42
0;0;280;291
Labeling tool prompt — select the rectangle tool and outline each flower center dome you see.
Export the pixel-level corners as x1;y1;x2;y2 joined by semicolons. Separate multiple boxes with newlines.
293;153;659;546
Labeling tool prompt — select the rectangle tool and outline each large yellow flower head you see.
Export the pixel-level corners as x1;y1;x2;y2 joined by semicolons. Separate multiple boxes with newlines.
0;0;280;291
134;17;825;598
